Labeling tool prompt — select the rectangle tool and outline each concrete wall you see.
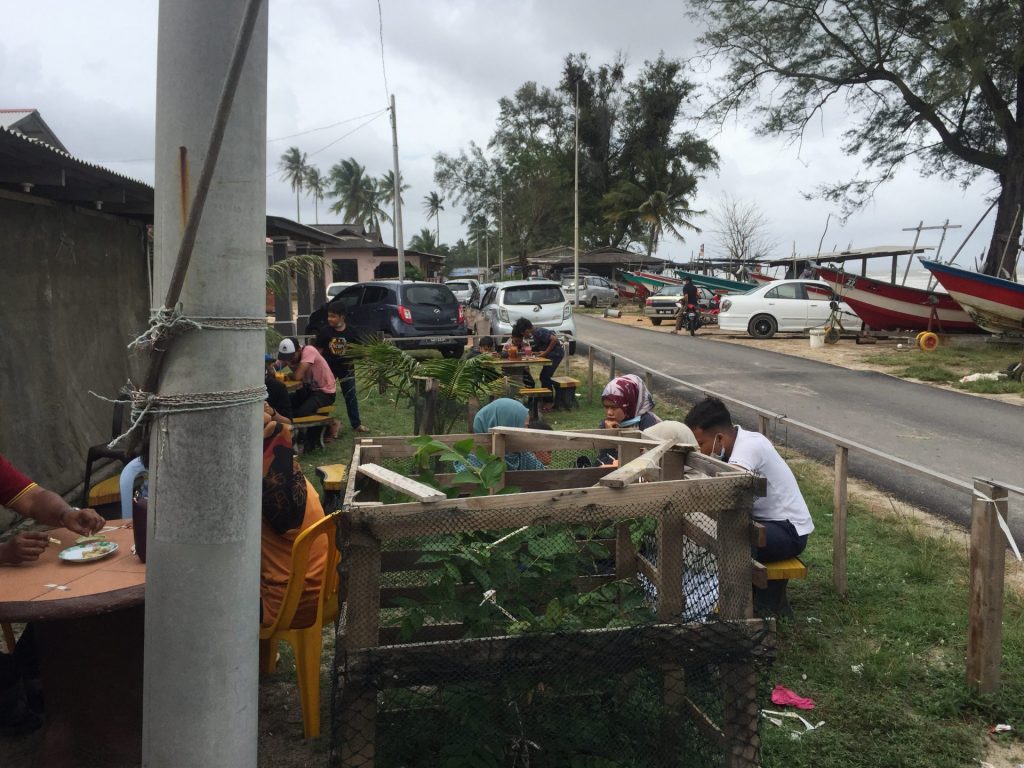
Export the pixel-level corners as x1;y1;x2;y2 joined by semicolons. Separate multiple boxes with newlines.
0;196;149;496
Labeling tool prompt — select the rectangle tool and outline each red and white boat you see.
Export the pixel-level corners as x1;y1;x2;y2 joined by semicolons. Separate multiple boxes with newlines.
919;259;1024;337
817;267;979;332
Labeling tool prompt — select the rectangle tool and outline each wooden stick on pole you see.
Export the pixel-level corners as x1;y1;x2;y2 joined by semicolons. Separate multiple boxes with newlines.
833;445;848;597
967;479;1008;693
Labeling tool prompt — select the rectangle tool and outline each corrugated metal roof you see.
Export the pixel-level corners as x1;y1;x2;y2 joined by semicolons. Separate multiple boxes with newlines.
0;124;152;191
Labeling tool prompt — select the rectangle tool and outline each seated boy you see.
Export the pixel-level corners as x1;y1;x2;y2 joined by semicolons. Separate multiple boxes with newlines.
465;336;496;359
683;397;813;563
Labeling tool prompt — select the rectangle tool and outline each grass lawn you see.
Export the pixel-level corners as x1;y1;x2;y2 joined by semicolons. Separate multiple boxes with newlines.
258;358;1024;767
863;339;1024;396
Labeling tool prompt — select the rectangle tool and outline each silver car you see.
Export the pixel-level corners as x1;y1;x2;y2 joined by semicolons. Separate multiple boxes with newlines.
561;275;619;307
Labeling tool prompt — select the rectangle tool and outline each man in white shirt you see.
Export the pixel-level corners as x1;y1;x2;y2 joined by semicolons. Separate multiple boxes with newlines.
684;397;813;562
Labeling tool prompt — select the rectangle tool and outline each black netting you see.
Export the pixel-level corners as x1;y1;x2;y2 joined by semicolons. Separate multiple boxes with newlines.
331;435;774;767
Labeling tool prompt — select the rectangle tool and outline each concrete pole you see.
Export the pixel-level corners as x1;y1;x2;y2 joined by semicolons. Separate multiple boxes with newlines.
390;94;406;282
146;2;266;766
573;80;580;307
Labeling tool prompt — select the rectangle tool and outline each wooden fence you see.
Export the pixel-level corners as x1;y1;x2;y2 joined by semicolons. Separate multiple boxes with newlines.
582;342;1022;694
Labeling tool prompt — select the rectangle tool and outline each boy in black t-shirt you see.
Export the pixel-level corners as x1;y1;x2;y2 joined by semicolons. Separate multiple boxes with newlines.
314;303;369;434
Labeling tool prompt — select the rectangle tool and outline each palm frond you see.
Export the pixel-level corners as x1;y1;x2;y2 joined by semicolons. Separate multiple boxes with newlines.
265;252;330;295
350;336;420;400
417;356;505;401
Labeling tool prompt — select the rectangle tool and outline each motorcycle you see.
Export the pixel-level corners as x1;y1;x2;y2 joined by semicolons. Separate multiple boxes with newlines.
684;302;701;336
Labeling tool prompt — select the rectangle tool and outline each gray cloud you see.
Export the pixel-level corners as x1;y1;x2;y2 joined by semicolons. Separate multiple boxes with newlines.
0;0;997;267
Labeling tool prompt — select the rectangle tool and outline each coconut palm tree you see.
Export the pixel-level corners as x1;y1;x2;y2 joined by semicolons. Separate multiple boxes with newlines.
408;227;438;253
278;146;308;222
423;191;445;243
379;170;409;245
328;158;375;226
304;166;326;225
603;156;701;256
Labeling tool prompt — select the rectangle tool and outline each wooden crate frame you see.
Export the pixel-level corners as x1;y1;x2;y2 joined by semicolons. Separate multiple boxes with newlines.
334;427;773;768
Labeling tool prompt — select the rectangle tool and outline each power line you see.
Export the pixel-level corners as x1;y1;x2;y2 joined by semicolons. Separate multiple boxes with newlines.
267;108;390;142
266;109;388;177
377;0;390;103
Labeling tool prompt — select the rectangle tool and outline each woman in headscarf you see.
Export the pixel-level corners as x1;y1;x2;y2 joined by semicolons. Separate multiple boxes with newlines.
598;374;661;464
470;398;545;471
260;408;328;629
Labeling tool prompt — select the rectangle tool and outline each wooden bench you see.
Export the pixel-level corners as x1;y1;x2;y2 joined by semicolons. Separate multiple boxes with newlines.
517;386;552;421
290;414;334;454
753;556;807;618
315;463;348;511
549;376;580;411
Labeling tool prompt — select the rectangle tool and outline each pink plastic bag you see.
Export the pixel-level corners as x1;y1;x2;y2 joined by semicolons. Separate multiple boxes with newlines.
771;684;815;710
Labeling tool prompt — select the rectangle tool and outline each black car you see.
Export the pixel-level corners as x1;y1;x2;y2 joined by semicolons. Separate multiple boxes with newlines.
330;280;467;357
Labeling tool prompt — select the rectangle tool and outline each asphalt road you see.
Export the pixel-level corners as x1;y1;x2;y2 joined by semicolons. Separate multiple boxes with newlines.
575;314;1024;539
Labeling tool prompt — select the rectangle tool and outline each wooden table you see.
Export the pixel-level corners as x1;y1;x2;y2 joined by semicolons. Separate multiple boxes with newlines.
283;378;304;392
0;522;144;767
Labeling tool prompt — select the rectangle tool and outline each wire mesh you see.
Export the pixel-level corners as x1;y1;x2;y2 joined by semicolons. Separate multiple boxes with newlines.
331;442;773;767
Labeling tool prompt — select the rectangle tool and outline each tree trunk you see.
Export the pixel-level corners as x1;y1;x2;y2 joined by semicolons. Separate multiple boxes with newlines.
983;163;1024;277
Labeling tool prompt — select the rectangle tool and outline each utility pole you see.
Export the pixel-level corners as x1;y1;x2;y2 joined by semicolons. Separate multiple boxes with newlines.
573;79;580;307
147;0;266;765
390;94;405;282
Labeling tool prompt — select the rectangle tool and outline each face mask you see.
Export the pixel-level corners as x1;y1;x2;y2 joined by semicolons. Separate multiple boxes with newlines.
710;433;726;461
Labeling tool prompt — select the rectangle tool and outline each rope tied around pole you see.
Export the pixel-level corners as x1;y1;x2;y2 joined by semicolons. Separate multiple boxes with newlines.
128;305;267;353
974;490;1022;562
91;384;267;450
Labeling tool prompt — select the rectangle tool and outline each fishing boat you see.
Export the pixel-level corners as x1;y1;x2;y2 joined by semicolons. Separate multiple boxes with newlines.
672;269;754;294
919;260;1024;336
817;267;978;332
618;270;684;300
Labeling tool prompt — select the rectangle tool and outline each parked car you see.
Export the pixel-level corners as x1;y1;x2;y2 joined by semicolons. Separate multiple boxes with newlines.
561;275;619;308
444;278;479;304
717;279;862;339
643;285;714;325
326;281;357;302
329;280;467;357
477;280;576;352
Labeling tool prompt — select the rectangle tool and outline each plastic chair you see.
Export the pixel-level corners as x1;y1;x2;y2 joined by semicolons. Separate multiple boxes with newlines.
258;512;340;739
82;393;131;506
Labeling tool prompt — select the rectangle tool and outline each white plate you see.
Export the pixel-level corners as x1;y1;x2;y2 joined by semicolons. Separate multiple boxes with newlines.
59;541;119;563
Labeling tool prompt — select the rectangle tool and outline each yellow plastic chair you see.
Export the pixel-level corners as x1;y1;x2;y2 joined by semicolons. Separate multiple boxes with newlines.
258;512;340;738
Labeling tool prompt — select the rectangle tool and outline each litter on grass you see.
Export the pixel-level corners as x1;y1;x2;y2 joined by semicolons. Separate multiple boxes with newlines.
771;684;815;710
762;709;825;739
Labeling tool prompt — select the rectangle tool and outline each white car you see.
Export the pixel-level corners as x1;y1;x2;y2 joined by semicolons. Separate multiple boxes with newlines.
718;279;863;338
444;278;479;304
478;280;576;351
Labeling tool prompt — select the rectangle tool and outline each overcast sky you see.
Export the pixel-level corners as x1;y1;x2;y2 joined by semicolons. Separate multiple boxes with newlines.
2;0;997;277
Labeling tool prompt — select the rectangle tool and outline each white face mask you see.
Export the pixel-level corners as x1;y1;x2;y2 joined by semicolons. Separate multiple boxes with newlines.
710;433;726;461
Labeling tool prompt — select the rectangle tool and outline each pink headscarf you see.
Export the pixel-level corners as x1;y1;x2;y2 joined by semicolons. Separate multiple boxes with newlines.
601;374;657;421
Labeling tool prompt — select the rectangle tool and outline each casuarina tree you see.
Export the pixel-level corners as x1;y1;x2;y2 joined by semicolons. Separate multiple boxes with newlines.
693;0;1024;277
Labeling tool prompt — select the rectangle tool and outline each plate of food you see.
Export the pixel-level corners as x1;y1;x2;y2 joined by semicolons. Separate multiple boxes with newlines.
59;541;119;563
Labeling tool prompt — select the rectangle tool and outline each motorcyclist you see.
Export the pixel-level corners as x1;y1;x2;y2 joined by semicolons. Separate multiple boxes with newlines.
670;277;701;335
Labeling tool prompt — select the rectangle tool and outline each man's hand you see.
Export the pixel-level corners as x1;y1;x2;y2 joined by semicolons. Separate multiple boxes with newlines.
61;507;105;536
0;531;50;564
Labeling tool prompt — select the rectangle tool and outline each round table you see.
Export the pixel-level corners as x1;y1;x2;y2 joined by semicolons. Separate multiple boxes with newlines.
0;522;144;767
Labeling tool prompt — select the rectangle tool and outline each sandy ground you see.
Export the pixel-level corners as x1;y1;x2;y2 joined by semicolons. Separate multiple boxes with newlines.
592;309;1024;407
